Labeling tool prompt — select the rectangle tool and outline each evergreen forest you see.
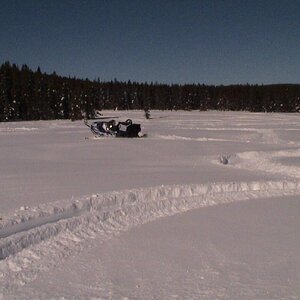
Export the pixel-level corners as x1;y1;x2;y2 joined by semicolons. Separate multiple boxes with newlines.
1;61;299;121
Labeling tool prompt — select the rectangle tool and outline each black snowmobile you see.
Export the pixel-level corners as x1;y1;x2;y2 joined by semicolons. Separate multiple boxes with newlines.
84;118;142;138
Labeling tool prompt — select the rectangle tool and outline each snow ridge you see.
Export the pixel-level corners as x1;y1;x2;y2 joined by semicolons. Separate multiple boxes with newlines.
154;134;230;142
1;180;300;290
233;149;300;178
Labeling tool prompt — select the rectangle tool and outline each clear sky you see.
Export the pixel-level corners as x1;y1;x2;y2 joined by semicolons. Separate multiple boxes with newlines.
1;0;299;85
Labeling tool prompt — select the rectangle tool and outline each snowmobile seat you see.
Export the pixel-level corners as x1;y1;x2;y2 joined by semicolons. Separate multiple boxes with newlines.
116;123;141;137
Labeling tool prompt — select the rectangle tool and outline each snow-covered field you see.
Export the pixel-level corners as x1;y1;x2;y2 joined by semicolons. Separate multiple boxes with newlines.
0;110;300;299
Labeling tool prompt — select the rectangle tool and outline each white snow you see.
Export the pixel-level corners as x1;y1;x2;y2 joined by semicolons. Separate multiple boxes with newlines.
0;110;300;299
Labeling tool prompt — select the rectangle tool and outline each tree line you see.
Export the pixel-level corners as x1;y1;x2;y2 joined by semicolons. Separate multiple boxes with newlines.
1;61;299;121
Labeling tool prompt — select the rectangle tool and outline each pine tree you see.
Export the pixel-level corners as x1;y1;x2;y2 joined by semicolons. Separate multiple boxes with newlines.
0;62;13;121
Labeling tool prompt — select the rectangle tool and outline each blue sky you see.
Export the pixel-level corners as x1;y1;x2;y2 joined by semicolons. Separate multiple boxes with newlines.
1;0;299;84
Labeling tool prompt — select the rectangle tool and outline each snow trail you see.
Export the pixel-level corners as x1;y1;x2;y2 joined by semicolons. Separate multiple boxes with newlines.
231;149;300;179
0;203;89;240
1;179;300;290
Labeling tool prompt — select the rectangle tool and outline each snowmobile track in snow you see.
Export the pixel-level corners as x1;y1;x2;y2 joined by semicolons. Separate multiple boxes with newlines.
1;179;300;292
0;204;89;240
1;180;300;258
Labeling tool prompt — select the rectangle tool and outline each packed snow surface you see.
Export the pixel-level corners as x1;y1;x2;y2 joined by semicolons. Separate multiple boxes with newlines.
0;110;300;299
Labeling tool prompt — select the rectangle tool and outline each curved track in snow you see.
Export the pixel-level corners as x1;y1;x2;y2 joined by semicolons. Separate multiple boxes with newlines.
1;179;300;291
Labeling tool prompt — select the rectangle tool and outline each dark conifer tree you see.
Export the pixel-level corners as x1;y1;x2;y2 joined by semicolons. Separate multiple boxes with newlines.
0;62;13;121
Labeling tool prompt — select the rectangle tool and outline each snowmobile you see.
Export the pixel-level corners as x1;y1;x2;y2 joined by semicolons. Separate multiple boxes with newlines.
84;118;142;138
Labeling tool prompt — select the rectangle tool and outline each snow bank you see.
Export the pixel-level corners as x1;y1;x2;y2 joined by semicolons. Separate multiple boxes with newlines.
1;179;300;289
232;149;300;178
